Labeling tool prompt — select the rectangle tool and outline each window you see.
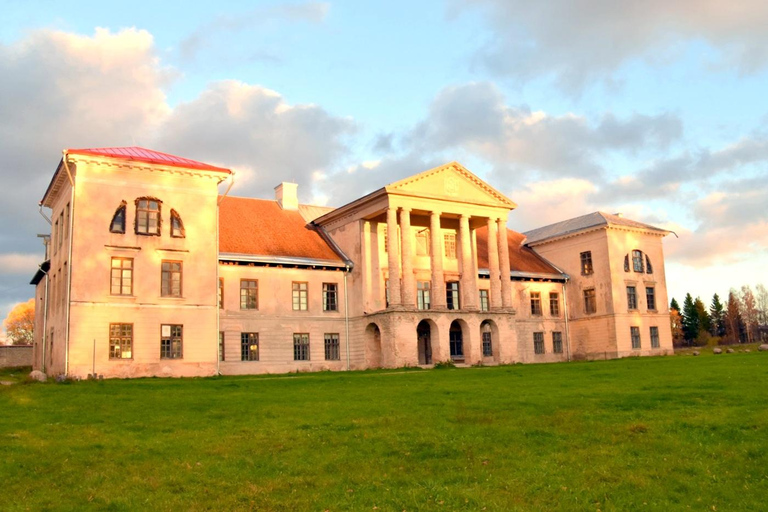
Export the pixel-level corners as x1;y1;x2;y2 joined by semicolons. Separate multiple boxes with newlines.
324;333;340;360
646;286;656;310
385;279;390;307
110;202;126;233
650;326;660;348
446;281;460;310
549;292;560;316
645;255;653;274
632;250;644;272
240;279;258;309
534;332;545;354
481;323;492;357
219;278;224;309
292;282;308;311
415;228;430;256
109;323;133;359
553;332;563;354
322;283;338;311
479;289;489;312
293;333;310;361
136;198;161;235
627;286;637;310
530;292;542;316
417;281;431;310
160;324;183;359
580;251;593;275
161;261;182;297
624;255;630;272
64;203;70;240
449;326;463;359
241;332;259;361
110;257;133;295
58;212;64;250
219;331;225;361
584;288;596;314
170;209;185;238
444;233;457;259
53;219;58;255
631;326;641;349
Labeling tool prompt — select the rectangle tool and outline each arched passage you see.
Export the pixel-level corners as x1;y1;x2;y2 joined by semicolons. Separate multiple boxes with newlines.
449;320;466;362
365;323;382;368
416;320;435;365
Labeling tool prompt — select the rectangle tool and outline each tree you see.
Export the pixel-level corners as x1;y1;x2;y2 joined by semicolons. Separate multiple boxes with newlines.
724;290;744;344
694;297;711;338
709;293;725;337
3;299;35;345
681;293;699;344
739;285;759;344
670;307;684;346
670;298;680;312
756;284;768;327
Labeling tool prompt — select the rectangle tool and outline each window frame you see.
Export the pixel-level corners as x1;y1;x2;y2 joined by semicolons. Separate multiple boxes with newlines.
219;278;224;309
110;257;133;296
240;279;258;310
530;291;542;316
135;197;162;236
324;333;340;361
533;332;545;355
481;323;493;357
646;286;656;311
580;251;593;275
109;323;133;360
415;228;430;256
293;333;310;361
322;282;338;312
241;332;259;361
292;282;308;311
160;324;183;359
160;260;183;297
549;292;560;316
583;288;597;314
417;280;431;310
110;201;127;234
444;233;457;259
552;331;563;354
170;209;185;238
219;331;225;362
631;326;641;349
479;289;490;312
632;250;644;273
446;281;460;310
627;285;638;310
650;326;660;348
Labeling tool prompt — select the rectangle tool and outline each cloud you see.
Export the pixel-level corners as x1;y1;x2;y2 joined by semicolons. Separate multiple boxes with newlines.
455;0;768;90
0;254;44;275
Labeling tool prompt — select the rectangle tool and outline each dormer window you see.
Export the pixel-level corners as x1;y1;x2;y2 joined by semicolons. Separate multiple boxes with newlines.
170;209;185;238
632;250;644;272
136;198;161;235
110;201;127;233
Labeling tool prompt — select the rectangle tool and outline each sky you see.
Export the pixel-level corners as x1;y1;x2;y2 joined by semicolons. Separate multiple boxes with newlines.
1;0;767;336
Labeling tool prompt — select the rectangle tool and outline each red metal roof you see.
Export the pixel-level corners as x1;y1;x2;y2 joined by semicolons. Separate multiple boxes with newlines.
476;226;562;275
66;146;231;173
219;196;343;262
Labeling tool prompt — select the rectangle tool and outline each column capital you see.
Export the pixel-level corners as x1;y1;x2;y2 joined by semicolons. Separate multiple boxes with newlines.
399;206;412;213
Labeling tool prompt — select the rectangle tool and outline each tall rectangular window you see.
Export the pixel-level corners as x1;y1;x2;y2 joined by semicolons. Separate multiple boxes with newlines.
161;261;182;297
324;333;340;361
552;331;563;354
322;283;338;311
632;250;644;272
241;332;258;361
293;333;310;361
58;212;64;249
136;199;160;235
530;292;542;316
109;323;133;359
219;331;225;361
110;257;133;295
446;281;460;310
533;332;545;355
549;292;560;316
631;326;641;349
627;286;637;310
444;233;457;259
64;203;70;240
646;286;656;310
219;278;224;309
240;279;258;309
650;326;660;348
415;228;430;256
479;289;490;312
584;288;596;314
417;281;431;310
160;324;183;359
292;282;308;311
385;279;390;307
53;219;59;255
580;251;593;275
482;328;492;357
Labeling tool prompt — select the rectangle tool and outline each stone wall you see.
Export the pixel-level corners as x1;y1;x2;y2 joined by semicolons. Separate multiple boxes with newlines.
0;345;33;368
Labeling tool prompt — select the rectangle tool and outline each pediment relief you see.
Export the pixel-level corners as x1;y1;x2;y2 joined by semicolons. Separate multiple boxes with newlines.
385;162;516;208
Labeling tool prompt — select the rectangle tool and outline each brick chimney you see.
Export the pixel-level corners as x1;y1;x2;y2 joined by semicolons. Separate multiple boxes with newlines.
275;182;298;210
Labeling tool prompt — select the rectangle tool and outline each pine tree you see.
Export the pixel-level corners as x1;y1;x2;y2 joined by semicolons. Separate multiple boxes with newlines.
682;293;699;344
670;298;680;312
709;293;725;337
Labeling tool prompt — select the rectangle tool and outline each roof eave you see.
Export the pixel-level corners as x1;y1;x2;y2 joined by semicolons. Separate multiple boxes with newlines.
218;253;346;269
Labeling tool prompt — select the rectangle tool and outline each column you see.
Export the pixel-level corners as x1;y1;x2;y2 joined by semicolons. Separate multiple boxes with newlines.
429;211;446;309
362;220;372;312
386;207;401;307
497;217;512;309
399;207;415;307
459;214;478;310
487;217;502;309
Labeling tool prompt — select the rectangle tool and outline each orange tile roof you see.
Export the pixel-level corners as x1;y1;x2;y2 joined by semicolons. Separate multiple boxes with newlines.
218;196;343;262
67;146;231;173
476;226;562;276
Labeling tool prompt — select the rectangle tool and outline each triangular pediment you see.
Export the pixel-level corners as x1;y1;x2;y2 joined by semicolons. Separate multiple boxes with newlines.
385;162;516;208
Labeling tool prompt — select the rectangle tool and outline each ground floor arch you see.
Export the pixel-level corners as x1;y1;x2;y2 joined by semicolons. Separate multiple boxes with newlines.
480;319;500;362
449;319;469;362
365;322;382;367
416;319;436;365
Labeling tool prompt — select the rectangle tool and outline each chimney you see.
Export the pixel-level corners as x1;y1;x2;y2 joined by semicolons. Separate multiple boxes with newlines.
275;182;299;210
614;212;623;218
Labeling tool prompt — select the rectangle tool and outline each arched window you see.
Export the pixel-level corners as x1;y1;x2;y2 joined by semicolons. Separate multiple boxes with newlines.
110;201;127;233
170;209;185;238
135;197;161;235
632;250;644;272
481;321;493;357
624;254;629;272
645;255;653;274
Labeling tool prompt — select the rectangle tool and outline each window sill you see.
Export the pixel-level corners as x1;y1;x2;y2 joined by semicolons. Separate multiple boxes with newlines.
109;294;136;300
109;358;133;361
159;296;185;300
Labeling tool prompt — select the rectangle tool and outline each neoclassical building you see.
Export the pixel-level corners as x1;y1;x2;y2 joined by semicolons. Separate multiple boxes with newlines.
31;147;674;378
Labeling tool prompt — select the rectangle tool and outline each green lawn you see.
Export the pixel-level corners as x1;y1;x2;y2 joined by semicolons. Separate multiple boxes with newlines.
1;354;767;511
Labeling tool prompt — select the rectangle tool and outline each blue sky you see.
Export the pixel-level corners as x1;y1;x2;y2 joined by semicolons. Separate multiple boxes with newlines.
1;0;767;333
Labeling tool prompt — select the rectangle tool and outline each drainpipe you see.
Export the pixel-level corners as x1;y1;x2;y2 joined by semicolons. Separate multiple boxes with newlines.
216;172;234;375
62;151;75;377
40;265;50;373
562;277;571;362
344;266;350;371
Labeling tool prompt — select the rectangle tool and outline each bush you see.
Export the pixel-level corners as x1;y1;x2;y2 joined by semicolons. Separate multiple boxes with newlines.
433;360;456;369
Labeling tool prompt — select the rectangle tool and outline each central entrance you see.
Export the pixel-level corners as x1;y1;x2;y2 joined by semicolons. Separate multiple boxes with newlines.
449;320;464;361
416;320;432;365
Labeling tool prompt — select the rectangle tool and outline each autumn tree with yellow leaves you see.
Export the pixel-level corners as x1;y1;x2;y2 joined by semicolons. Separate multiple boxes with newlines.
3;298;35;345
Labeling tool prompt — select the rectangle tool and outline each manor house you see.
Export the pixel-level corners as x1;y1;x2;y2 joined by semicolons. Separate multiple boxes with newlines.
31;147;673;378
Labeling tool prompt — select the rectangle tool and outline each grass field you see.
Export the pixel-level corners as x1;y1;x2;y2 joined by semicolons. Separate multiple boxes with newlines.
2;352;767;511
